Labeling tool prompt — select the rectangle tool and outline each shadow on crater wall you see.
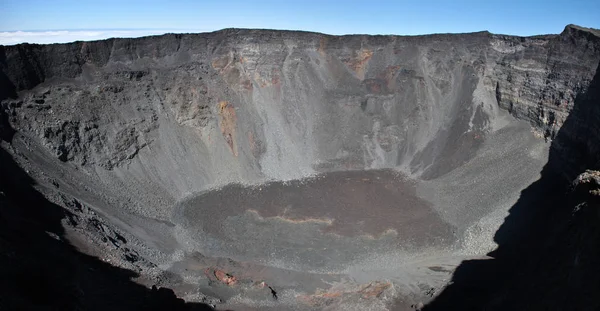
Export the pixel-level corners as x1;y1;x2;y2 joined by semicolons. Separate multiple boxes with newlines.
0;146;215;311
424;62;600;310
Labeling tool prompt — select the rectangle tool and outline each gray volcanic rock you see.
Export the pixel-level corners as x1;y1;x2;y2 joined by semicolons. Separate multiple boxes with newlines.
0;25;599;310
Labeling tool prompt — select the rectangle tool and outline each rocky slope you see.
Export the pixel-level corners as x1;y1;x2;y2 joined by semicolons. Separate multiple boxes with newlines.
0;25;599;310
425;41;600;311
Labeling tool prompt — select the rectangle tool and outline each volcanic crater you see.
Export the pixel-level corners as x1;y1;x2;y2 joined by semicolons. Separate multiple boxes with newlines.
1;25;600;310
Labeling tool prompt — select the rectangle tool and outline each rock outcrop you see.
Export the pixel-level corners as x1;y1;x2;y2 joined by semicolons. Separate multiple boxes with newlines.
573;170;600;196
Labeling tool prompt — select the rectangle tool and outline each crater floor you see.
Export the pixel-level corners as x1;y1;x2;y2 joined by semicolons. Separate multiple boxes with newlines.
171;170;461;310
177;170;454;270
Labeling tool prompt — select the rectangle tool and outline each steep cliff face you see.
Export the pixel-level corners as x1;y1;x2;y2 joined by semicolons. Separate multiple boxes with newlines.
425;37;600;310
425;69;600;309
494;27;597;137
1;26;597;189
0;25;599;310
493;25;600;177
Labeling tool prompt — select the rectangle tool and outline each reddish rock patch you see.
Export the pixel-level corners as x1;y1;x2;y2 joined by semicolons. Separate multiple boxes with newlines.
204;267;238;286
298;281;393;306
214;269;237;286
359;281;392;299
211;53;231;71
318;36;328;56
363;78;386;94
379;65;402;91
343;49;373;80
217;101;238;156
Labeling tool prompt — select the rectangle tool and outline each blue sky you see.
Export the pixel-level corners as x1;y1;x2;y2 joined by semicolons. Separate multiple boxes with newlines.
1;0;599;44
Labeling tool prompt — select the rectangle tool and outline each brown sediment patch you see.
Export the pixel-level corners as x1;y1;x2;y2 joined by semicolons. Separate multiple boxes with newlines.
359;281;392;299
217;101;238;156
177;252;340;294
343;49;373;80
181;170;453;245
253;72;269;88
247;131;257;157
213;53;254;91
246;209;401;240
241;78;253;91
359;228;399;240
214;269;237;286
427;266;452;273
211;53;232;71
203;267;238;286
245;209;334;225
379;65;402;91
318;36;328;56
223;66;242;86
363;78;386;94
298;281;393;305
253;68;281;88
270;68;280;86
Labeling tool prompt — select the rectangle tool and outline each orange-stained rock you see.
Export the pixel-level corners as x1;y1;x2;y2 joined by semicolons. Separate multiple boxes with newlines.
217;101;238;156
214;269;237;286
297;281;392;306
318;36;328;56
343;49;373;80
211;53;232;71
244;79;254;91
379;65;401;91
358;281;391;299
248;131;259;157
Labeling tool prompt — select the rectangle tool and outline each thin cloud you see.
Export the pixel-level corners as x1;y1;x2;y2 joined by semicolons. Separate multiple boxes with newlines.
0;29;208;45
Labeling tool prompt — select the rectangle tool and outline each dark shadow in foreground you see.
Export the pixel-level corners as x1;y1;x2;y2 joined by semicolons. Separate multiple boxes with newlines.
0;146;214;310
423;64;600;310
